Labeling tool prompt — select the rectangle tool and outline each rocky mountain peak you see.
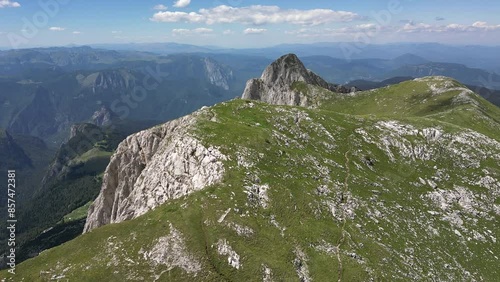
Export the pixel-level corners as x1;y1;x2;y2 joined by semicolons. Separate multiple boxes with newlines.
260;53;311;85
243;53;355;106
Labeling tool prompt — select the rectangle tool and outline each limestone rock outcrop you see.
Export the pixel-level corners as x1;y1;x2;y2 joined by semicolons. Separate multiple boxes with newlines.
84;110;227;232
242;53;355;106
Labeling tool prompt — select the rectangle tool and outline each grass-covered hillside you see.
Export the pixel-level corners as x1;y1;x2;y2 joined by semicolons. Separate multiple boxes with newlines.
2;77;499;281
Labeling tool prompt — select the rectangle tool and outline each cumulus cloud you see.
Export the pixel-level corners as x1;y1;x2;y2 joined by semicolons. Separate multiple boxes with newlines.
353;23;378;31
244;28;267;34
172;28;190;35
223;29;234;35
0;0;20;8
400;21;500;33
173;0;190;8
192;27;213;33
151;5;359;26
49;27;66;31
472;21;500;31
111;31;122;34
154;4;168;10
172;27;213;35
401;22;433;32
72;31;81;34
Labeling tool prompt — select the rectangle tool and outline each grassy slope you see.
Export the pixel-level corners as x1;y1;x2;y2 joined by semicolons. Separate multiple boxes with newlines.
318;77;500;136
62;202;93;223
2;77;499;281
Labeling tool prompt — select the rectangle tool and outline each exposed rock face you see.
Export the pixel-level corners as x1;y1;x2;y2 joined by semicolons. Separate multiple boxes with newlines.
77;70;135;94
216;239;241;269
242;53;354;106
203;57;233;90
293;247;311;282
84;110;228;232
91;105;118;127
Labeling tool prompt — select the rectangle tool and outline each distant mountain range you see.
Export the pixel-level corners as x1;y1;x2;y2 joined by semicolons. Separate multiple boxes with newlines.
0;49;251;146
1;46;499;147
86;42;500;73
301;54;500;88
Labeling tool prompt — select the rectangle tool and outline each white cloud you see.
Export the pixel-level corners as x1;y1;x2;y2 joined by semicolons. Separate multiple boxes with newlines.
223;29;234;35
193;27;213;33
472;21;488;28
49;27;66;31
172;28;190;35
400;22;433;32
400;21;500;33
151;5;359;26
0;0;20;8
472;21;500;31
172;27;213;35
111;31;122;34
154;4;168;11
173;0;190;8
72;31;81;34
244;28;267;35
356;23;377;30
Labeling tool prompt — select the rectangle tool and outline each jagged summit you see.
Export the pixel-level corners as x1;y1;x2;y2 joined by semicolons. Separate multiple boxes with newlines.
242;53;355;106
259;53;328;87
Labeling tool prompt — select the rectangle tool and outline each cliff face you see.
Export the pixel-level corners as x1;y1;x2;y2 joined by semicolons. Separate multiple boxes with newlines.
84;110;227;232
91;105;118;127
76;70;135;95
203;57;233;90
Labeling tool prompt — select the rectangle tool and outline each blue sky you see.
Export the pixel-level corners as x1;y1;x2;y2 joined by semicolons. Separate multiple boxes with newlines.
1;0;499;48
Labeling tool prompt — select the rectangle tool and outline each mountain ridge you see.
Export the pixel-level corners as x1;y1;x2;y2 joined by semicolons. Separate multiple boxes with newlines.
2;54;499;281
